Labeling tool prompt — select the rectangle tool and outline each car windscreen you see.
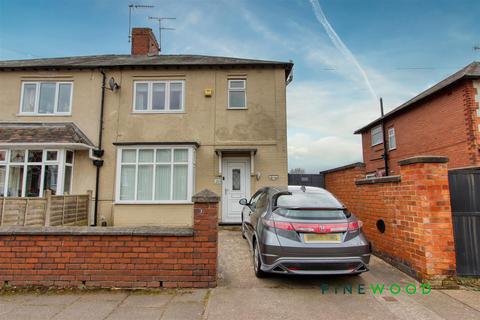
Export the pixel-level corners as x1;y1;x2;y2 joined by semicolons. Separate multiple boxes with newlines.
275;191;343;208
274;208;349;220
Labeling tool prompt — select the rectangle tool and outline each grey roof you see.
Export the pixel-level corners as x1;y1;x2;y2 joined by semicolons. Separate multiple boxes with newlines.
0;122;94;147
0;54;293;75
354;61;480;134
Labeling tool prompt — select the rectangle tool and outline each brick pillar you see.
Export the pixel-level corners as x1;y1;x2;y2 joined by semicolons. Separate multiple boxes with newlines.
192;189;220;288
398;156;457;287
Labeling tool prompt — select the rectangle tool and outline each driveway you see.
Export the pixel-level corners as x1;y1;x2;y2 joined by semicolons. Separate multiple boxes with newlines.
1;228;479;320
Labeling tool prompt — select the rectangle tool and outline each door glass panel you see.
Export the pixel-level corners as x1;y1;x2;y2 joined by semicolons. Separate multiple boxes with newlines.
38;83;56;114
10;150;25;163
0;166;5;197
25;165;41;197
64;166;72;194
232;168;241;191
44;165;58;195
8;166;24;197
28;150;43;162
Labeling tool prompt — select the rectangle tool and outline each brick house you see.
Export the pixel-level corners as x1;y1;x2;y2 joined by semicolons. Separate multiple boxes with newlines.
354;61;480;177
0;28;293;226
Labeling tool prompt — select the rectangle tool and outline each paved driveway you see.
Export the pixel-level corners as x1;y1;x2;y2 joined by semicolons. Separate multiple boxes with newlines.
1;228;479;320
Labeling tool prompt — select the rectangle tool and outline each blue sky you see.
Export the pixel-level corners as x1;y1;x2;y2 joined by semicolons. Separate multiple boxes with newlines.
1;0;479;172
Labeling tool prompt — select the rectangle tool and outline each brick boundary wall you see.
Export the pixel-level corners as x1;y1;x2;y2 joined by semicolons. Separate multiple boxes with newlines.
0;189;219;289
322;157;457;287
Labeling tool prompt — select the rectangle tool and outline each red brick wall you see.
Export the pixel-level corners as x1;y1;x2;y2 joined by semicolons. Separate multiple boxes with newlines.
360;80;480;175
0;201;218;289
131;28;160;55
324;158;456;286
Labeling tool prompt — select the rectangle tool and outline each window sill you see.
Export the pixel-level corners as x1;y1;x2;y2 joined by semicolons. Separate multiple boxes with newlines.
388;147;397;151
226;107;248;110
16;113;72;117
114;201;194;205
370;142;384;148
131;111;185;114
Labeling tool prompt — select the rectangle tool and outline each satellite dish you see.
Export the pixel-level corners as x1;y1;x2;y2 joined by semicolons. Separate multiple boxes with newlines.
108;77;120;91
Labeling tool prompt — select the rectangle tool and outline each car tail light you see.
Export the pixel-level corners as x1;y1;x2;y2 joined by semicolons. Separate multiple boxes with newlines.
348;220;363;232
263;219;349;233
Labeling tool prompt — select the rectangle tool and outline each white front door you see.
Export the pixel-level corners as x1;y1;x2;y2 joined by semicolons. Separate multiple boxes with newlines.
222;158;251;223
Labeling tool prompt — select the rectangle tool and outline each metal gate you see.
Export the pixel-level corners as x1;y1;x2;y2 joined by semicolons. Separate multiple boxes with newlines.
448;167;480;276
288;174;325;188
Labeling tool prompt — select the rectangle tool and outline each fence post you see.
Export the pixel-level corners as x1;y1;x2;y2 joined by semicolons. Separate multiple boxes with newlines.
44;190;52;226
86;190;93;225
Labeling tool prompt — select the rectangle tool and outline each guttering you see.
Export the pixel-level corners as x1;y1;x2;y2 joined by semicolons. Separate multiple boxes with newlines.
93;70;107;226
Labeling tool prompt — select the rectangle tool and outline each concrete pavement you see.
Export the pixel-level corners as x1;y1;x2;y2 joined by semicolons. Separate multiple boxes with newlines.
0;228;479;319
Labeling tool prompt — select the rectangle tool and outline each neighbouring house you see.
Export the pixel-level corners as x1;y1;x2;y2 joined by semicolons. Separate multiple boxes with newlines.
354;61;480;177
0;28;293;226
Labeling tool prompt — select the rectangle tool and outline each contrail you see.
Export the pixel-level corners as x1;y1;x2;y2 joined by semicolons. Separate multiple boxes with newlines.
309;0;378;101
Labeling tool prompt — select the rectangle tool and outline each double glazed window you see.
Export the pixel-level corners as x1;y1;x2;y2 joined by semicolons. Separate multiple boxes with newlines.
228;79;246;109
116;146;195;203
20;82;73;115
371;125;383;146
0;149;73;197
133;81;184;112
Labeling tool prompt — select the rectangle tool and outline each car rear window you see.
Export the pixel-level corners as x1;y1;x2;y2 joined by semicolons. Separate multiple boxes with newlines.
275;191;343;208
274;208;348;220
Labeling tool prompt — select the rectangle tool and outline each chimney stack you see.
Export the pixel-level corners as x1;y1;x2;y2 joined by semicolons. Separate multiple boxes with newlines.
131;28;160;55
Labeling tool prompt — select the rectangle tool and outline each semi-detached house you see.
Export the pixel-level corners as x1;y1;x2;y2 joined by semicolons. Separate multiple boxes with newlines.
0;28;293;226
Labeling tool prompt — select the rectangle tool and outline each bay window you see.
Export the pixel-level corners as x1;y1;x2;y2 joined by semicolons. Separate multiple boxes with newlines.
0;149;74;197
116;146;195;203
20;82;73;115
133;80;185;112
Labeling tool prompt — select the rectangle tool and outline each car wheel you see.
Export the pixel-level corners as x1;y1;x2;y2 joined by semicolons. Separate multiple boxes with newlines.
253;241;266;278
241;214;246;239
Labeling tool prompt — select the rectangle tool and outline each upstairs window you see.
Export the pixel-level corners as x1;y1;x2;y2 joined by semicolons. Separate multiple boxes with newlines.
133;81;184;112
20;82;73;115
371;125;383;146
388;127;396;150
228;79;246;109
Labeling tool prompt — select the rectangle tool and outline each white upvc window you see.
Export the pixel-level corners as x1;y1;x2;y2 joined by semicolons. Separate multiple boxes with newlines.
228;79;247;109
115;146;195;204
0;149;74;197
19;82;73;115
371;125;383;146
133;80;185;112
388;127;396;150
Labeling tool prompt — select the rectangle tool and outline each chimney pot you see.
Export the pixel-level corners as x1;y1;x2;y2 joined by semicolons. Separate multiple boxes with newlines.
131;28;160;55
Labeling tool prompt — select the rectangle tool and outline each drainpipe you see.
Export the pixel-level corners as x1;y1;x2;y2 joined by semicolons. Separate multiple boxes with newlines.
380;98;389;176
92;70;106;226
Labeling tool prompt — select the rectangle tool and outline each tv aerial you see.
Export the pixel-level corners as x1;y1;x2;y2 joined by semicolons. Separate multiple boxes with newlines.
148;16;176;52
128;4;155;43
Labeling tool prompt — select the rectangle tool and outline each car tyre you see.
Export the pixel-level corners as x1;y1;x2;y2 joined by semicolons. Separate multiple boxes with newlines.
253;241;267;278
241;214;246;239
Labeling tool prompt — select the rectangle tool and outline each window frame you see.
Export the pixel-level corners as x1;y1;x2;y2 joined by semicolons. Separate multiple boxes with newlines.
19;81;73;115
388;127;396;150
370;125;384;147
0;149;73;197
227;79;247;109
133;80;185;113
115;145;195;204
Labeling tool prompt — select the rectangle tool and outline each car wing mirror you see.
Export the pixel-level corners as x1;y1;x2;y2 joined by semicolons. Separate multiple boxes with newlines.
239;198;248;206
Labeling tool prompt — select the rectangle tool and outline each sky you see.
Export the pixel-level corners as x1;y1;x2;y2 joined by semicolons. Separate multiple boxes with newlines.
1;0;479;172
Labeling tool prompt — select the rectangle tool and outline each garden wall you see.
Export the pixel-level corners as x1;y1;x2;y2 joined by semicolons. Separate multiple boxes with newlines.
0;189;219;289
322;157;456;287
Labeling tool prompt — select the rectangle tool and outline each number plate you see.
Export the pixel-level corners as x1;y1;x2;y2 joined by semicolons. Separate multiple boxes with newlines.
304;233;342;243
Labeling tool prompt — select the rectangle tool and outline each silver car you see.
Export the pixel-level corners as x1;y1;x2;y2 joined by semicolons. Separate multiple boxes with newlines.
240;186;371;278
